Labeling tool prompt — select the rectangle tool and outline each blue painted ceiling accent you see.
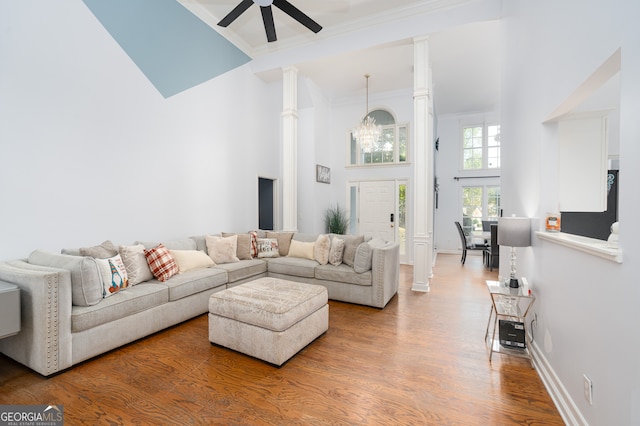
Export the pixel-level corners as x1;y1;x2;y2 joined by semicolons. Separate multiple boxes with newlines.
83;0;251;98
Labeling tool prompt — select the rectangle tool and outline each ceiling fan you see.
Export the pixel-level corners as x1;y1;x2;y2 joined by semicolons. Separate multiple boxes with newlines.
218;0;322;43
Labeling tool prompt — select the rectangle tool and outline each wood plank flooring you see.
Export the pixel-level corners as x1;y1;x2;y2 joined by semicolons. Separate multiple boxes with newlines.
0;253;564;425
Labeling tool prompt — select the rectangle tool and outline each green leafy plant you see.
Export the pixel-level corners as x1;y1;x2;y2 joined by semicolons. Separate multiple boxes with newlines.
324;204;349;234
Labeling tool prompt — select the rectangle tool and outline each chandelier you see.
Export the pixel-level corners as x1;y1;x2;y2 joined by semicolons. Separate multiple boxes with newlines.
353;74;381;153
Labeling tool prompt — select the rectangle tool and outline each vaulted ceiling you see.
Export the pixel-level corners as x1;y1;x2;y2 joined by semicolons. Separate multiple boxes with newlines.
179;0;501;115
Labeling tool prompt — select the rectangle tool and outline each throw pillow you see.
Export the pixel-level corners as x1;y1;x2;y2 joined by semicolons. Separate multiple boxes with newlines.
328;237;345;266
28;249;103;306
96;254;129;297
206;235;240;264
340;235;365;267
256;238;280;258
170;249;215;273
221;232;252;260
353;242;373;273
144;244;179;282
266;231;294;256
314;234;331;265
79;240;118;258
248;231;258;258
287;239;315;260
119;244;154;285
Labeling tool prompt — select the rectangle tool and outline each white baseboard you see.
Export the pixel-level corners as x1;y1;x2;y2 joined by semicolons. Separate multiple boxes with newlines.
531;341;588;426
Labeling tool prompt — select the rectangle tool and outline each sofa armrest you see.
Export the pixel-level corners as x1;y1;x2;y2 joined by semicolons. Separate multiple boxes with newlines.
370;243;400;308
0;260;73;376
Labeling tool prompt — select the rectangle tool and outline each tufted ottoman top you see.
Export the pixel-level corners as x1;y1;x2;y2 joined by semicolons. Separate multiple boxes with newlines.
208;278;328;332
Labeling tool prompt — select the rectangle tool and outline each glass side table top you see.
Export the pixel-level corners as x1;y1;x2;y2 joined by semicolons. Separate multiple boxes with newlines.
486;280;534;298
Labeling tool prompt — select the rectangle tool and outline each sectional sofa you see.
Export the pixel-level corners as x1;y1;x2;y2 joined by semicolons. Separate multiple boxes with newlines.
0;231;400;376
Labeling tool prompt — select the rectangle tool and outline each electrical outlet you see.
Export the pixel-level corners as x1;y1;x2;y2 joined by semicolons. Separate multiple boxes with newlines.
583;374;593;405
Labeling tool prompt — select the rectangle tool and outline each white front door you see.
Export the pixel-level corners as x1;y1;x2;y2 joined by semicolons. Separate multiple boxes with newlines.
359;180;396;243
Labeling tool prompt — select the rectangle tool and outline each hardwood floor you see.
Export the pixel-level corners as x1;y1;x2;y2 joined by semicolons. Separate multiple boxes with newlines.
0;253;563;425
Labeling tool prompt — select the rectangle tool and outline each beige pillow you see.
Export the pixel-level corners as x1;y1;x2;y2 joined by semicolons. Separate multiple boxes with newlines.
206;235;240;264
353;242;373;273
221;232;252;260
119;244;154;285
314;234;331;265
266;231;294;256
170;249;215;272
287;240;315;260
340;235;365;267
328;237;345;266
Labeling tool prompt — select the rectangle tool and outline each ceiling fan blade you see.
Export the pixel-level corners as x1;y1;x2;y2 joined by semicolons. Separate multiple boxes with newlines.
261;6;277;42
218;0;254;27
272;0;322;34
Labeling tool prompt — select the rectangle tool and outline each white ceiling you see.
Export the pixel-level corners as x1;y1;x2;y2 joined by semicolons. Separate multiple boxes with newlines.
179;0;501;115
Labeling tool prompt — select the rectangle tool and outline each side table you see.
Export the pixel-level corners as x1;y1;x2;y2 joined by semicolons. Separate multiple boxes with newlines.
0;281;20;339
485;280;535;367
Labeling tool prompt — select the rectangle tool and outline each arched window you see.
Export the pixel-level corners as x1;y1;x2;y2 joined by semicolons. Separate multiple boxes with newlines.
348;108;408;166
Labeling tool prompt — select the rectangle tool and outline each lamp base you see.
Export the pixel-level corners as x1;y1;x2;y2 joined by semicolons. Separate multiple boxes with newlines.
509;278;520;289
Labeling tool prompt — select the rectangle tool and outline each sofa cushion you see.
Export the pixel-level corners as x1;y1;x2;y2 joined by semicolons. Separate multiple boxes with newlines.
79;240;118;258
96;254;129;297
337;235;365;267
314;234;331;265
353;243;373;273
213;259;266;284
315;263;373;286
170;249;215;273
28;249;103;306
206;235;240;264
287;240;315;260
136;238;197;251
291;233;318;243
267;257;317;278
328;237;345;266
154;267;228;302
266;231;294;256
257;238;279;258
144;244;179;282
119;244;154;285
71;283;169;332
352;238;388;274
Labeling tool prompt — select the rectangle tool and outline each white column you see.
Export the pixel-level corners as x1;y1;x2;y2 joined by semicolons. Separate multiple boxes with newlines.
412;36;434;292
282;67;298;232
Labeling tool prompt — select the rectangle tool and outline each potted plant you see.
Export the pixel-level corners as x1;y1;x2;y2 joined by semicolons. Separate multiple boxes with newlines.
324;204;349;234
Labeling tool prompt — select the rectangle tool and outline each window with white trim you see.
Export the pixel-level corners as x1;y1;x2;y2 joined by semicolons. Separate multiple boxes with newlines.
348;109;408;166
462;124;501;170
461;185;501;234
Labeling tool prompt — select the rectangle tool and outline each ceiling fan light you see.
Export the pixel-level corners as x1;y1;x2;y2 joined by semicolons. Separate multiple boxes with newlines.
253;0;274;6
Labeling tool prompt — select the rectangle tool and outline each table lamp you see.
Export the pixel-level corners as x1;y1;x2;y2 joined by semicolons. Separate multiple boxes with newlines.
497;216;531;288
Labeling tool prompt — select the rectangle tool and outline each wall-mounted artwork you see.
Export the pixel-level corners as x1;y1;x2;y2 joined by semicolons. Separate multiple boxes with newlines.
316;165;330;184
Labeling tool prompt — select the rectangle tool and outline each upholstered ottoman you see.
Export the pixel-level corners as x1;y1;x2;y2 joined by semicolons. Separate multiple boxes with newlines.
208;277;328;366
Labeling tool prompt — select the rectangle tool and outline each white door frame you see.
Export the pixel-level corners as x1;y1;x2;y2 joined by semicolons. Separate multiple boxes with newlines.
346;178;410;264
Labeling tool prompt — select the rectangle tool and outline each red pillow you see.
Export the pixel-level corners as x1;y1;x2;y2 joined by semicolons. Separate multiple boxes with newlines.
143;244;178;282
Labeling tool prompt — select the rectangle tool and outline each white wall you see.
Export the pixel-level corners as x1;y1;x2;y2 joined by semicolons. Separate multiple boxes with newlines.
501;1;640;424
0;0;280;259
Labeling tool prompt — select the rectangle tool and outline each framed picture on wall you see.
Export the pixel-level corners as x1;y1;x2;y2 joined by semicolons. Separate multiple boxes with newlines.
316;165;330;184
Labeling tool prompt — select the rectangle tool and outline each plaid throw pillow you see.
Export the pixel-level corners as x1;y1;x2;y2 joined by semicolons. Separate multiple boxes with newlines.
144;243;179;282
248;231;258;258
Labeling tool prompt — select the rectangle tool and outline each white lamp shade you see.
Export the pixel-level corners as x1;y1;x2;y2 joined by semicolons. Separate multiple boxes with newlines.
497;217;531;247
